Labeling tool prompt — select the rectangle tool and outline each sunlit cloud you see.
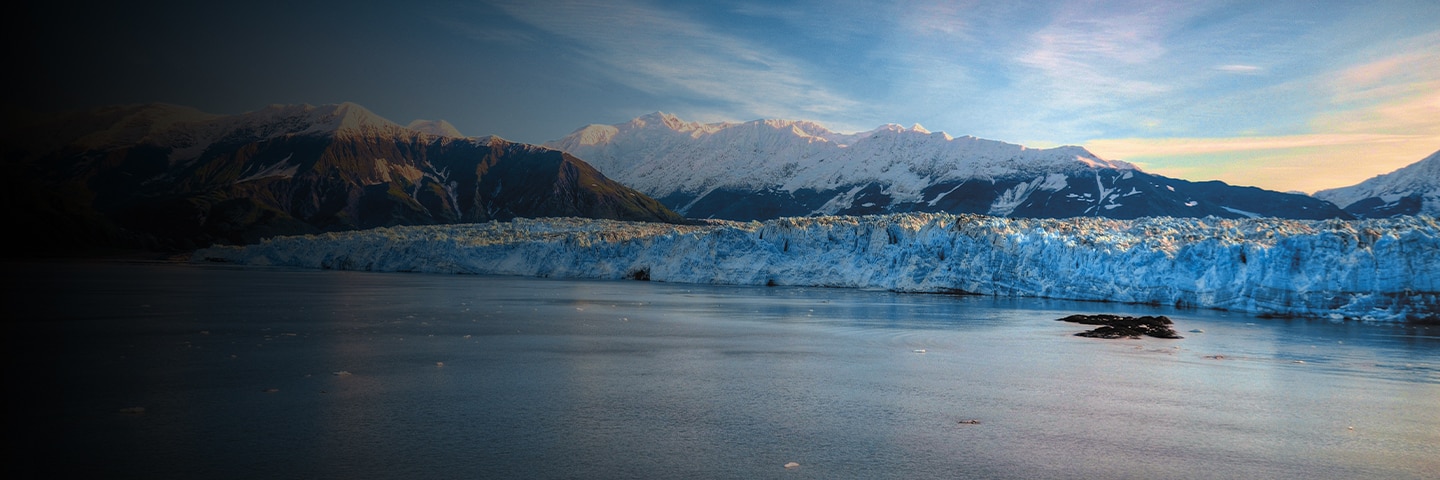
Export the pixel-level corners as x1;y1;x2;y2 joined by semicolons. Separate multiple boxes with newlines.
1088;133;1423;158
1216;64;1262;73
1082;27;1440;194
1095;139;1438;194
1087;123;1440;194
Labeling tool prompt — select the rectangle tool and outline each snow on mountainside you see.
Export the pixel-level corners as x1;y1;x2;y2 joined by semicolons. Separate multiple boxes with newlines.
1313;149;1440;218
548;112;1131;203
546;113;1348;221
195;213;1440;322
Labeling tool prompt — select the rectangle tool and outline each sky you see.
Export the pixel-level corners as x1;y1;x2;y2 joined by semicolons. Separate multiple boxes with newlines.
9;0;1439;193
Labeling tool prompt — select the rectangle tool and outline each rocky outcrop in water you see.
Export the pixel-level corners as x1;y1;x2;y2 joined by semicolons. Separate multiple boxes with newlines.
1058;314;1183;339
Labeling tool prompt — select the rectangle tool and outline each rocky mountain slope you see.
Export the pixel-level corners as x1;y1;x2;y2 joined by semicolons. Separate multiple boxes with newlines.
1313;149;1440;218
4;103;683;253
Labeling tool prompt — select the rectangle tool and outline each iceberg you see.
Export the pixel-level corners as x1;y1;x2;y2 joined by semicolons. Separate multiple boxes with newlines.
193;213;1440;322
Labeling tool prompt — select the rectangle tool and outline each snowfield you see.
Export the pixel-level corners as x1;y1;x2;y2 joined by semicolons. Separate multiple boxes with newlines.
193;213;1440;322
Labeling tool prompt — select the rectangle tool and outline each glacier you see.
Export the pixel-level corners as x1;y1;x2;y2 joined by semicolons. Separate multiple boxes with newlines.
192;213;1440;322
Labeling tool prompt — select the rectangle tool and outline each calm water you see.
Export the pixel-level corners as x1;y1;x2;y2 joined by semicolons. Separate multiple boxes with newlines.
8;261;1439;479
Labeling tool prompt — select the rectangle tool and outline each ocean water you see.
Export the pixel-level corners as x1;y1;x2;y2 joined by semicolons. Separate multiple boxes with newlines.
9;261;1438;479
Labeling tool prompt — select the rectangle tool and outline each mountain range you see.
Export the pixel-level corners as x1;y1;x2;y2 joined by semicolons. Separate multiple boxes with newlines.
9;102;1435;254
4;103;682;253
1314;149;1440;218
548;113;1350;221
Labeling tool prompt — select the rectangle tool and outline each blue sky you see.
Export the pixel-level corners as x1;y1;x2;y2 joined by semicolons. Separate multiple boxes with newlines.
12;0;1439;192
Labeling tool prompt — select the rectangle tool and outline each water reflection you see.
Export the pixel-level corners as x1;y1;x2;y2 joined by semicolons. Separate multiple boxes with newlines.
11;261;1439;479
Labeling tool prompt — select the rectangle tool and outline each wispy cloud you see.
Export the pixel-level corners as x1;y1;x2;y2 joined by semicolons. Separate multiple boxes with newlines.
902;0;979;41
1216;64;1262;73
1082;27;1440;193
1088;135;1438;194
1086;89;1440;193
973;2;1195;143
1015;4;1173;108
728;0;887;44
1088;133;1424;158
1325;33;1440;108
477;0;863;122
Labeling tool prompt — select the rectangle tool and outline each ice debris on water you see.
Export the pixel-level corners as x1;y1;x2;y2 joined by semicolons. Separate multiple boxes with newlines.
192;213;1440;322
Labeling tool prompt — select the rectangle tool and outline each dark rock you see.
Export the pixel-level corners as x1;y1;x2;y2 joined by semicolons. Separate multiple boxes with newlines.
1057;314;1183;339
627;267;651;281
5;103;688;255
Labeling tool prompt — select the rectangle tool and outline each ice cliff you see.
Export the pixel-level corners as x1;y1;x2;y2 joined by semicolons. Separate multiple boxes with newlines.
193;213;1440;322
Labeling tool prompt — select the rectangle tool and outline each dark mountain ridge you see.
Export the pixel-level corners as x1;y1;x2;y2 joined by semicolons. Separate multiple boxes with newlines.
4;103;684;255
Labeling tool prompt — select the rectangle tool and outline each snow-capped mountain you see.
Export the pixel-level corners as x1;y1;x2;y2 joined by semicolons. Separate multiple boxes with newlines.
195;213;1440;322
1313;149;1440;218
547;113;1349;221
7;103;683;253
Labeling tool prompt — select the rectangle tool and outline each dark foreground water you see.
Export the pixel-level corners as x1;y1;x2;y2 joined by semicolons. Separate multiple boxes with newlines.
7;261;1438;479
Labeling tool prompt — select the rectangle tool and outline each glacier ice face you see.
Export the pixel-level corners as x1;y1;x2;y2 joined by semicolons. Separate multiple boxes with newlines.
193;213;1440;322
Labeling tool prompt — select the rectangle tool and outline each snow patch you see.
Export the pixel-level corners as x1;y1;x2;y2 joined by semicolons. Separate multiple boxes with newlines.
926;181;967;207
988;175;1063;216
235;153;300;183
1221;206;1262;218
